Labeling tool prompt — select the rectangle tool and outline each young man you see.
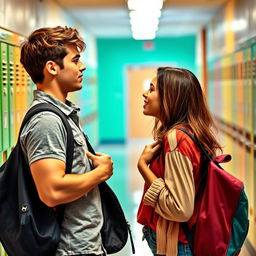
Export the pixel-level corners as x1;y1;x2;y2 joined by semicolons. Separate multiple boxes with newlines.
20;26;112;256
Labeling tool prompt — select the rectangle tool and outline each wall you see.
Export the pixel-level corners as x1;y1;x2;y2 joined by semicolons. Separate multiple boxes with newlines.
207;0;256;59
205;0;256;252
0;1;98;255
97;36;196;143
0;0;99;150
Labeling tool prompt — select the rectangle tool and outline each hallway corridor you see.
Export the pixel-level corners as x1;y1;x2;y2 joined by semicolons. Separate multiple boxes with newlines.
97;139;152;256
97;140;251;256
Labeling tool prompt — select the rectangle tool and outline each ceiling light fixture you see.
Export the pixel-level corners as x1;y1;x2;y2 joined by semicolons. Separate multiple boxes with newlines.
127;0;164;40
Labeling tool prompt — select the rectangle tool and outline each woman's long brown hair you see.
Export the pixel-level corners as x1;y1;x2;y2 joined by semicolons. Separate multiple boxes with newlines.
153;67;222;158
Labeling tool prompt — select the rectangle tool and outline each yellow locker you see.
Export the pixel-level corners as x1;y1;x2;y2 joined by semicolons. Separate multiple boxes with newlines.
243;47;254;243
20;65;28;121
13;46;22;141
235;51;244;129
221;56;232;124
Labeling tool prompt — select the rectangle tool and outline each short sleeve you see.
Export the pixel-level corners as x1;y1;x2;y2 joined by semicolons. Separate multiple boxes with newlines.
20;111;67;165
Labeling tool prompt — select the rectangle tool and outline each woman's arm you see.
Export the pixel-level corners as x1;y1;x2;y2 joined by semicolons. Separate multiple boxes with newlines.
143;131;195;222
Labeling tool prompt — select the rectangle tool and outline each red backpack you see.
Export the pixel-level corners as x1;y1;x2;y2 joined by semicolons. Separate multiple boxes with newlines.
178;128;249;256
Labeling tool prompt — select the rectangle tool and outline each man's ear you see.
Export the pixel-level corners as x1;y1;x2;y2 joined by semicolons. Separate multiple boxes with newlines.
45;61;58;76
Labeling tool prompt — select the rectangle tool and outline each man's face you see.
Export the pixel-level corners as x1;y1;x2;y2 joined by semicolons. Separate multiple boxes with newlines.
56;45;86;94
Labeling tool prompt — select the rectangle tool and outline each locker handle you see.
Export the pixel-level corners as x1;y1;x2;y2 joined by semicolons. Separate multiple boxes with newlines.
3;87;7;96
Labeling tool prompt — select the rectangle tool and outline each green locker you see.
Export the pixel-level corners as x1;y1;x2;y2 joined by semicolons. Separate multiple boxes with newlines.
8;44;15;147
0;42;10;151
0;242;6;256
0;71;2;152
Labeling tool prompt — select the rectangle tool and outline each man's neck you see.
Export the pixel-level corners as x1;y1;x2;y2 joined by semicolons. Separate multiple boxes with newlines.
36;81;67;103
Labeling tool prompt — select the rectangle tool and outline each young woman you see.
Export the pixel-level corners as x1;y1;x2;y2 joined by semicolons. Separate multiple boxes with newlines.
137;67;222;256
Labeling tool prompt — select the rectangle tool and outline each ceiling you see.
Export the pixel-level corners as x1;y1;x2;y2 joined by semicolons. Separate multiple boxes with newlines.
57;0;228;38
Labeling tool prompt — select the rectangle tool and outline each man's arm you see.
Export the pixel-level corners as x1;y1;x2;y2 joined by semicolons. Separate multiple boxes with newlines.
30;152;113;207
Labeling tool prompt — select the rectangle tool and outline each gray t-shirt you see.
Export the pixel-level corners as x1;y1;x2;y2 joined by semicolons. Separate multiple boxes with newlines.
20;90;104;256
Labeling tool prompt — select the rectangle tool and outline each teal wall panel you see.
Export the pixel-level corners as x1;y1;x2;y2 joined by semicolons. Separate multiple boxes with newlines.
97;36;196;143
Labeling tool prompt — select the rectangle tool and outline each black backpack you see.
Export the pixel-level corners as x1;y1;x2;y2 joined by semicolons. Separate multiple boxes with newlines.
0;103;74;256
0;103;134;256
84;137;135;254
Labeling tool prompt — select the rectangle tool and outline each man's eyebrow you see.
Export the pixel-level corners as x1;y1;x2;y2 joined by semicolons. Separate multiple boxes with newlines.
72;54;80;60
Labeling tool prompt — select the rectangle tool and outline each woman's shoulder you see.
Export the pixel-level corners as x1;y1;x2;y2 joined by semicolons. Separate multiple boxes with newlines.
164;129;178;151
165;128;200;155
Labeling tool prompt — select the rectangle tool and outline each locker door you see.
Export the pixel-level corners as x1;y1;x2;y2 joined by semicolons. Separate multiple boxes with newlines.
231;54;237;128
243;47;252;134
253;44;256;142
222;55;232;124
207;60;214;112
0;244;6;255
235;50;246;181
20;65;28;120
252;43;256;247
236;50;244;130
242;45;254;245
214;60;222;118
0;42;10;151
13;46;22;140
0;64;2;152
220;56;234;172
27;76;34;105
8;44;15;147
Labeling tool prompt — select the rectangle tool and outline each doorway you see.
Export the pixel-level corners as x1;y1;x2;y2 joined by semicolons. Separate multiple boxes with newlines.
127;66;158;139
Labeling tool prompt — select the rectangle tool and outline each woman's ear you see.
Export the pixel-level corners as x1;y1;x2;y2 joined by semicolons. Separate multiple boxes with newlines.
45;60;58;76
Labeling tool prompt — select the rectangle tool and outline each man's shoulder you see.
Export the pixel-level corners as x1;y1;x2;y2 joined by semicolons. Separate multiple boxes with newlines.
21;108;66;138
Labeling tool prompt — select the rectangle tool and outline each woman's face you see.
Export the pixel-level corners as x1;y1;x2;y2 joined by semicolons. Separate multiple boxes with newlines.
142;76;161;119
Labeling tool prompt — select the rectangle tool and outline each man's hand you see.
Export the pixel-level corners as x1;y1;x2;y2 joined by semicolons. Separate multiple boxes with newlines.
86;152;113;181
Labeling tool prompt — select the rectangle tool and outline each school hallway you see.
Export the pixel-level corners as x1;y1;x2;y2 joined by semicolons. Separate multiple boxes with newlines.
0;0;256;255
97;141;253;256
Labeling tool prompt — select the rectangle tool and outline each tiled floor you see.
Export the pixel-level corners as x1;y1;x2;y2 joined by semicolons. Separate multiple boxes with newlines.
97;139;152;256
97;140;252;256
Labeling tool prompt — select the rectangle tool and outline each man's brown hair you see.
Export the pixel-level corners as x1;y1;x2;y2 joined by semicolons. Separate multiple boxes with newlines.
20;26;85;83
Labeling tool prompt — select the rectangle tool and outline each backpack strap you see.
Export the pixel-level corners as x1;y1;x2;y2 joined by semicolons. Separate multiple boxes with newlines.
19;103;74;224
177;128;212;162
176;127;211;196
177;128;212;251
19;103;74;174
83;134;96;155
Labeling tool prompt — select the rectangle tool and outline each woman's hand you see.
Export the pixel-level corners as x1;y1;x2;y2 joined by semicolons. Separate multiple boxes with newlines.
138;141;161;166
137;141;161;185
